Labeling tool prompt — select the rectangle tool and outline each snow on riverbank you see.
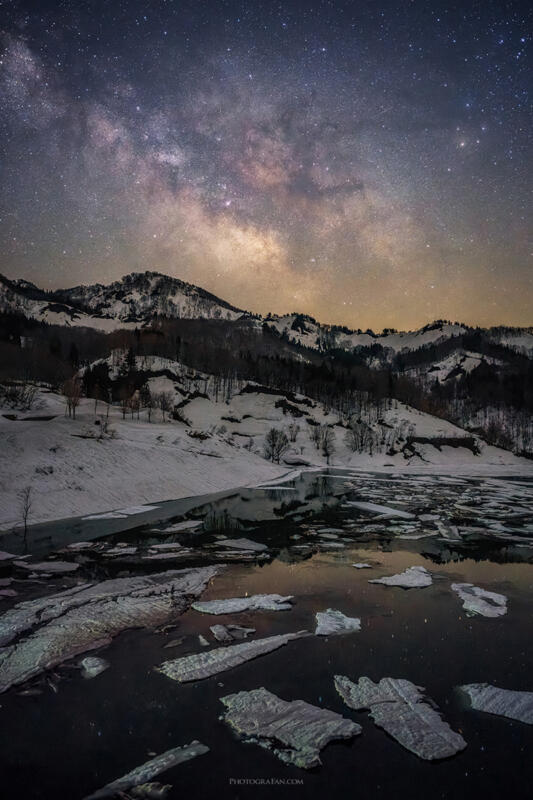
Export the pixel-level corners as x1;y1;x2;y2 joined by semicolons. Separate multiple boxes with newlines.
1;387;531;530
0;393;287;530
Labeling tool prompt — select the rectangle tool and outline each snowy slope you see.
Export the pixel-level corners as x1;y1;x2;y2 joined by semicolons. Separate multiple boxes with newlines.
408;350;503;384
264;314;468;354
488;328;533;356
2;360;530;528
0;392;288;529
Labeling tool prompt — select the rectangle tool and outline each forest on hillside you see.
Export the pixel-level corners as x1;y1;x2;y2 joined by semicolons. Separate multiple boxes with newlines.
1;311;532;457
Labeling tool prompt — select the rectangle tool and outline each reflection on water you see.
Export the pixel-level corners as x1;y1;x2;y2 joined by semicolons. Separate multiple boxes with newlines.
1;469;532;799
197;472;345;529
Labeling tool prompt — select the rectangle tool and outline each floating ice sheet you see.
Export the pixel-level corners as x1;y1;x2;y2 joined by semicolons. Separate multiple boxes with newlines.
220;687;361;769
0;567;220;693
210;624;255;642
369;566;432;589
315;609;361;636
451;583;507;617
216;538;268;552
157;632;307;682
13;560;80;573
192;593;293;615
335;676;467;760
459;683;533;724
344;501;415;519
80;656;109;679
84;741;209;799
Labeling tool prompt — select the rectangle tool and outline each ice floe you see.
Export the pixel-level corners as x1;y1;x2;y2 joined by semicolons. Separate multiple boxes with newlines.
216;538;268;552
451;583;507;617
315;609;361;636
80;656;109;679
344;501;415;519
369;566;432;589
335;676;467;760
220;687;361;768
84;741;209;799
0;567;220;692
13;560;80;574
458;683;533;724
192;593;293;615
157;632;308;682
209;624;255;642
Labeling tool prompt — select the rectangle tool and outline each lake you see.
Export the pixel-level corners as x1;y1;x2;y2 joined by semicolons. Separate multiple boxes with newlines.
1;469;532;799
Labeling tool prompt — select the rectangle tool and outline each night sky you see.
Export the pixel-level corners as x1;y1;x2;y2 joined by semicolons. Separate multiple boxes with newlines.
1;1;531;329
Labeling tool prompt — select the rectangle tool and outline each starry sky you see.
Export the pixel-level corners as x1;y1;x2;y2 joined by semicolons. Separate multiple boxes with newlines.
1;0;531;330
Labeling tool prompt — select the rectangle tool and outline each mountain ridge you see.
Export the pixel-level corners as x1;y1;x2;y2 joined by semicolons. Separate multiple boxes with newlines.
1;270;532;357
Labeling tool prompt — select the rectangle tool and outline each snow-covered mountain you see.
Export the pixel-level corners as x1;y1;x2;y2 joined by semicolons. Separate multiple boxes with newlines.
1;270;532;359
263;313;470;354
0;271;243;329
406;350;504;385
0;275;133;331
54;271;244;322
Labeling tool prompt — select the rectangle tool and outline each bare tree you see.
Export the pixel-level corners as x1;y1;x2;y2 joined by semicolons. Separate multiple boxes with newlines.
93;382;105;416
288;421;300;442
129;392;140;420
19;485;32;541
119;392;130;420
140;383;154;422
321;426;336;464
309;424;322;450
0;381;38;410
345;418;379;455
158;391;174;421
264;428;290;463
62;377;81;419
345;421;363;453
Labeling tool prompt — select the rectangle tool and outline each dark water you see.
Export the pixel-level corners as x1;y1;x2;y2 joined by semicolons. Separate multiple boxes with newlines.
1;470;532;800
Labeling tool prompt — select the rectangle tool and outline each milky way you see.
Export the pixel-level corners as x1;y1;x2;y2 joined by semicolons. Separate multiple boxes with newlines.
1;1;531;329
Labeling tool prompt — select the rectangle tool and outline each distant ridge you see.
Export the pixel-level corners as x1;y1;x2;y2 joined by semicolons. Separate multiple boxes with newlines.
1;270;532;357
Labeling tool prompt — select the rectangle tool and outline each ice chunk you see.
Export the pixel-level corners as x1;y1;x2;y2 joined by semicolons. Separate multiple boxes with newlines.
335;676;467;760
157;632;307;683
210;624;255;642
315;609;361;636
451;583;507;618
216;538;268;552
14;560;80;573
459;683;533;724
130;783;171;799
0;567;220;693
369;566;432;589
80;656;109;679
192;593;293;615
220;687;361;769
84;741;209;799
66;542;96;551
160;520;203;533
344;501;414;519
